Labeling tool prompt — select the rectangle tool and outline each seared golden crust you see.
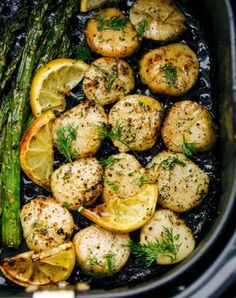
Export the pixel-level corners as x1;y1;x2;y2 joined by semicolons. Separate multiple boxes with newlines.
85;8;140;58
139;43;199;96
161;100;216;153
109;94;163;152
73;225;130;277
146;151;210;212
130;0;186;41
20;198;74;251
52;101;108;159
83;57;135;106
51;158;104;210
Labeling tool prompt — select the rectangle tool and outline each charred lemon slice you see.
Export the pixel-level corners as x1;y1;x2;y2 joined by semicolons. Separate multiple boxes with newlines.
81;184;158;233
20;110;55;190
30;58;88;117
0;242;75;287
80;0;122;12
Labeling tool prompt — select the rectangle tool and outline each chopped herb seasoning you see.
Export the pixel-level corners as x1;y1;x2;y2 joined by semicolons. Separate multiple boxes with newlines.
89;256;103;267
75;42;93;61
62;202;71;208
160;64;177;87
100;156;121;170
56;125;79;162
129;227;181;267
104;252;116;275
106;180;119;191
136;175;150;186
136;18;149;37
107;68;118;93
159;156;186;170
182;136;197;156
96;16;127;31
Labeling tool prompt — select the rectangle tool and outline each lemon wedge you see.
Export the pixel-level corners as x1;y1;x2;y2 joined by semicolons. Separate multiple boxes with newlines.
0;242;75;287
80;0;111;12
81;184;158;233
20;110;55;190
30;58;88;117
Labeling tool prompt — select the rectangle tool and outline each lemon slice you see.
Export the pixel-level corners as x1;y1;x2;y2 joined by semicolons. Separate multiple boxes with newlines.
20;110;55;190
30;58;88;117
0;242;75;287
81;184;158;233
80;0;110;12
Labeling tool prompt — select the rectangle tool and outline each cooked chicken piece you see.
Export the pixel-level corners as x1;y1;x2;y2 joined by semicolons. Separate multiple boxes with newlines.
52;101;108;159
139;43;199;96
51;158;104;210
130;0;186;41
102;153;146;202
140;209;195;264
85;8;140;57
73;225;130;276
83;57;135;106
161;100;216;153
146;151;210;212
20;198;74;251
108;94;163;152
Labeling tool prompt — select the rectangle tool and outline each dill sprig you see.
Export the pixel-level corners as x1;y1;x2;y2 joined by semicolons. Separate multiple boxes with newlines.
160;64;177;87
100;156;121;170
75;42;93;61
162;9;176;24
159;156;186;170
135;175;150;186
182;136;197;157
88;256;103;267
105;252;116;276
106;180;119;191
136;18;149;37
96;16;127;31
56;125;78;162
129;227;182;267
107;68;118;93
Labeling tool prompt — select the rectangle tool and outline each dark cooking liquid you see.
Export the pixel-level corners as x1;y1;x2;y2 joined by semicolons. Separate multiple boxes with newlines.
0;0;220;289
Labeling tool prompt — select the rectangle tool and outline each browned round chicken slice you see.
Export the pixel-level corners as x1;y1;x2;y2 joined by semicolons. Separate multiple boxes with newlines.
85;8;140;57
139;43;199;96
83;57;135;106
161;100;216;154
130;0;186;41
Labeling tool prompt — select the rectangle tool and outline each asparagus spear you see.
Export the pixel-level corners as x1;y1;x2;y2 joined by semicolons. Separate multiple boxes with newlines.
1;0;49;248
36;0;77;70
0;7;28;82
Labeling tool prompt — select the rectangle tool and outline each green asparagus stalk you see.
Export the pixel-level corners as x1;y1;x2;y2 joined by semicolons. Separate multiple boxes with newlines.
0;7;28;82
1;0;49;248
36;0;77;70
0;91;12;134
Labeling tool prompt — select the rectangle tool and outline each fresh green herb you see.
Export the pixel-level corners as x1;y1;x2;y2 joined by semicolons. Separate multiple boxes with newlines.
182;136;197;157
89;256;103;267
162;9;176;24
129;227;182;267
62;202;71;208
160;64;177;87
107;68;118;93
104;252;116;276
159;156;186;170
96;16;127;31
56;125;78;162
106;180;119;191
136;18;149;37
31;219;39;228
75;42;93;61
77;95;84;102
136;175;150;186
100;156;121;170
138;101;146;109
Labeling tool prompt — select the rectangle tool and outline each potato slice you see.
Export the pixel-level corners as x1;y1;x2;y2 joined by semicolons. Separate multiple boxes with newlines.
139;43;199;96
161;100;216;154
73;225;130;277
146;151;209;212
140;209;195;264
81;184;158;233
130;0;186;41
